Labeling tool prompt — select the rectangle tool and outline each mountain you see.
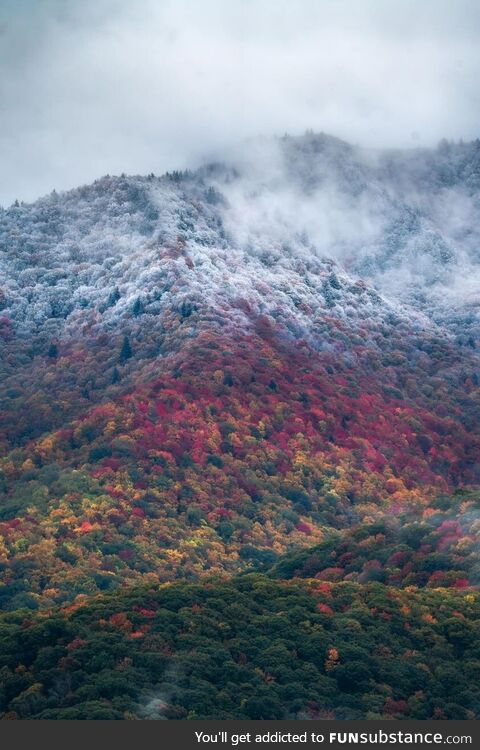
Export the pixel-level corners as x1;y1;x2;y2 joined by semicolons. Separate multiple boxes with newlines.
0;133;479;719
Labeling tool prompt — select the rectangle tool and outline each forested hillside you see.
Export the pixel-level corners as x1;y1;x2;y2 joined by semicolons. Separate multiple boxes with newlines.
0;134;479;719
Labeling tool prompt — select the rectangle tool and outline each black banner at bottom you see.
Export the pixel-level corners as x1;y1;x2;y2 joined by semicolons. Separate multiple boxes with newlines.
0;720;477;749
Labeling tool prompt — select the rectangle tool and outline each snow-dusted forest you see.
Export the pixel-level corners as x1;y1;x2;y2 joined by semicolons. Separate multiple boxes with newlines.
1;134;479;349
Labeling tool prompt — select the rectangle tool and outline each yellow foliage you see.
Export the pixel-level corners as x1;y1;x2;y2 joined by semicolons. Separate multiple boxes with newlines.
21;458;35;472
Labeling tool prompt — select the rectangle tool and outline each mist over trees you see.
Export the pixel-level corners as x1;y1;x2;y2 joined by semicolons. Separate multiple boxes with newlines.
0;133;479;720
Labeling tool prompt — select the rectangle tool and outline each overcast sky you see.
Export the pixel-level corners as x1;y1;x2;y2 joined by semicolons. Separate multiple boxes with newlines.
1;0;480;206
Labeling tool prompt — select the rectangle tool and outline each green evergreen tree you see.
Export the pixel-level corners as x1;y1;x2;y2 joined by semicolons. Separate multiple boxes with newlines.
119;335;133;363
132;297;144;316
107;287;121;307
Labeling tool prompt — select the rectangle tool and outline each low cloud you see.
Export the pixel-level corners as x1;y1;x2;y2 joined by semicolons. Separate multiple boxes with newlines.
1;0;480;205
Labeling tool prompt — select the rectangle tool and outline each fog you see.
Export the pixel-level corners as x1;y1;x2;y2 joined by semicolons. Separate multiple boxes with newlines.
204;132;480;321
1;0;480;206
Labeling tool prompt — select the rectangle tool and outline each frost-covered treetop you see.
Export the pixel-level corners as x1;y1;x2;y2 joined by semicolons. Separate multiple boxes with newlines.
1;133;479;348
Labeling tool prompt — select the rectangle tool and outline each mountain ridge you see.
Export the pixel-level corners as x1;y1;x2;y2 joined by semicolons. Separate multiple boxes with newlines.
0;132;479;719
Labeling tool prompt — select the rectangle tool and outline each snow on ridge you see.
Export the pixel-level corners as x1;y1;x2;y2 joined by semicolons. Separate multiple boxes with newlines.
1;133;479;348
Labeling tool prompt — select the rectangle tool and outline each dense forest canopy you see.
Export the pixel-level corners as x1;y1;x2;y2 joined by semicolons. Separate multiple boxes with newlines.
0;134;479;719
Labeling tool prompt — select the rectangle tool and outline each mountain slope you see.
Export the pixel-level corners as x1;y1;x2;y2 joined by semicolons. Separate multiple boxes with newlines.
0;133;479;719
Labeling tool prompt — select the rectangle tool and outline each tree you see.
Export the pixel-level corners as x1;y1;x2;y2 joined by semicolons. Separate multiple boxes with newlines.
132;297;144;316
107;287;121;307
119;336;133;363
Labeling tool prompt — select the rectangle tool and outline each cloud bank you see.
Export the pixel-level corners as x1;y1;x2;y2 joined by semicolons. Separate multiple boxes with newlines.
1;0;480;206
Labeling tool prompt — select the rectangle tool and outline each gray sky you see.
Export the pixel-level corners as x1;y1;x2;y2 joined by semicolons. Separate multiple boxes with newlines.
1;0;480;206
